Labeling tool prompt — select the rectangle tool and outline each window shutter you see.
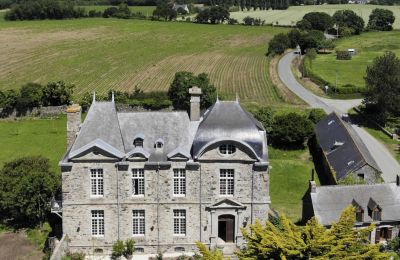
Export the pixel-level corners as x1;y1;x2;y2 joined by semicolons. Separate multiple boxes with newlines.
375;229;380;243
387;228;393;240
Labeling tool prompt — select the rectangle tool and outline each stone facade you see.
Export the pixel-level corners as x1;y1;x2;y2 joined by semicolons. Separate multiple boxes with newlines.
60;92;270;256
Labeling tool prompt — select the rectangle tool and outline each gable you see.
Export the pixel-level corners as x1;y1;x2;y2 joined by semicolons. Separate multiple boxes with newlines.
68;139;125;160
206;198;246;210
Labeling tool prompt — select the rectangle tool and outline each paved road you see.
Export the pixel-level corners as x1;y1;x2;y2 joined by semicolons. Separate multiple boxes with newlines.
278;51;400;182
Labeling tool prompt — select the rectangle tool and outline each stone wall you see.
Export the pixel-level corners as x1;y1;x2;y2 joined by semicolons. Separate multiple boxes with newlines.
50;235;69;260
0;105;67;119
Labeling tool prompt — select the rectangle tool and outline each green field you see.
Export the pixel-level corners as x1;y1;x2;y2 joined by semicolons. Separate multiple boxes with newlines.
0;18;291;104
82;5;156;15
309;31;400;89
0;117;67;173
230;4;400;29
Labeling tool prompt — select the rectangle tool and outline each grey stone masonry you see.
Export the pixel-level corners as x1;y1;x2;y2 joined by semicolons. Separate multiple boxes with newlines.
66;104;81;148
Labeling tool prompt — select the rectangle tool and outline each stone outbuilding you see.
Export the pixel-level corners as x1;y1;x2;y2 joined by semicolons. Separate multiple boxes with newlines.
59;89;270;257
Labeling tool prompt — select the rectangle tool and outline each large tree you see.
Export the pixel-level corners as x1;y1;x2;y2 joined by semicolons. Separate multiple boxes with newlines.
367;8;395;31
237;206;389;259
0;156;59;227
332;10;365;35
41;81;74;106
297;12;334;32
267;33;290;56
364;51;400;123
168;71;216;111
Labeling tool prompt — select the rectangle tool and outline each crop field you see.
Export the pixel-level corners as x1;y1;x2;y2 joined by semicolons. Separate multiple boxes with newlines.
310;31;400;89
82;5;156;15
230;4;400;29
0;18;292;104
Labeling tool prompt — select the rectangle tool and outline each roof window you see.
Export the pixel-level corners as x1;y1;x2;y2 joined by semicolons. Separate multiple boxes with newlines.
155;138;164;149
134;138;143;147
328;120;335;125
219;144;236;155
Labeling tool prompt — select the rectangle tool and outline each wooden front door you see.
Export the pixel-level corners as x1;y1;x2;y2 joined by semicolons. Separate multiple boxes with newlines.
218;215;235;242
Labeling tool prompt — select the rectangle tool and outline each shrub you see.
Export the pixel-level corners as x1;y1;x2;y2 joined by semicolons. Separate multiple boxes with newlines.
243;16;254;26
228;18;238;25
253;18;265;26
112;240;125;259
270;112;314;148
123;239;135;258
17;83;43;110
336;50;352;60
63;252;86;260
253;107;275;133
103;6;119;18
267;33;290;56
42;81;74;106
308;108;326;124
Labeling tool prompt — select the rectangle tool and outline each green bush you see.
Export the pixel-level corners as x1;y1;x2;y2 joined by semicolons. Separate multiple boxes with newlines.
112;240;125;259
62;252;86;260
308;108;326;124
336;50;352;60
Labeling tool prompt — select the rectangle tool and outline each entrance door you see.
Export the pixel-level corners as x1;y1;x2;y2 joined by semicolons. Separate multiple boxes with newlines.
218;215;235;242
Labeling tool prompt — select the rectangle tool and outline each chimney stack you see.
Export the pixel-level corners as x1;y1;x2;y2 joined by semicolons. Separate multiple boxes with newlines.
189;86;202;121
67;104;82;148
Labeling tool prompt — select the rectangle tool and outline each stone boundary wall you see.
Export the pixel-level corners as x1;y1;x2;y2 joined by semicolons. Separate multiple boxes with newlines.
0;105;67;119
50;235;69;260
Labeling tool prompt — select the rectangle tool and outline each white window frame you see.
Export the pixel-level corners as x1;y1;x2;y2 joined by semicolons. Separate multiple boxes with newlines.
173;169;186;197
220;169;234;196
132;210;145;236
91;210;104;237
132;169;145;197
173;209;186;236
219;144;236;155
90;168;104;197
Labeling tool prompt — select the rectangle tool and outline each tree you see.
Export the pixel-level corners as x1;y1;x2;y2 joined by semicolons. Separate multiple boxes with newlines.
195;8;210;23
297;12;334;32
298;30;325;54
0;156;59;227
364;51;400;123
270;112;314;148
243;16;255;26
103;6;119;18
168;71;216;111
195;242;224;260
367;8;395;31
17;82;43;110
287;29;301;48
153;2;177;21
237;206;390;259
254;106;275;134
42;81;74;106
0;89;18;113
208;6;229;24
307;108;326;124
267;33;290;56
332;10;364;35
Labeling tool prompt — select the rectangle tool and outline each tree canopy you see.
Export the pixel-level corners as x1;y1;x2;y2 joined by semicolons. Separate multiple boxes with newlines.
0;156;59;227
332;10;365;36
153;2;177;21
168;71;216;111
364;51;400;123
367;8;395;31
237;206;389;259
297;12;334;32
196;6;229;24
267;33;290;56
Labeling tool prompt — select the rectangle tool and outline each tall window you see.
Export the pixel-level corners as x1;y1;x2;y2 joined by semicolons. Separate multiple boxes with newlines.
356;208;364;222
91;169;104;196
132;169;145;196
219;144;236;155
220;169;234;196
173;169;186;196
91;210;104;236
132;210;145;236
173;209;186;235
372;208;382;221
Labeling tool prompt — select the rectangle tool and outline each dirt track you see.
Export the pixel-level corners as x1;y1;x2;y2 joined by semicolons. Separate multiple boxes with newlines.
0;232;43;260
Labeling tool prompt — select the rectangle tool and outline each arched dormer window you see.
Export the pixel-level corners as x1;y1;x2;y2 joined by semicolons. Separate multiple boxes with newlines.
155;138;164;149
219;144;236;155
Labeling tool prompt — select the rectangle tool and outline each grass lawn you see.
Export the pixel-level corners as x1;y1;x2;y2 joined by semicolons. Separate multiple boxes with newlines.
0;18;292;104
0;116;66;173
230;4;400;29
82;5;156;16
309;31;400;90
269;146;316;222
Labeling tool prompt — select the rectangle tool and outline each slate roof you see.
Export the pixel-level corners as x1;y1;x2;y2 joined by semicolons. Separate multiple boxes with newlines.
311;183;400;225
65;99;267;163
315;112;380;180
192;100;267;161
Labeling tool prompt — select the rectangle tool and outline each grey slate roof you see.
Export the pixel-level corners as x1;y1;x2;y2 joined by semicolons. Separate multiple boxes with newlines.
66;99;267;163
69;102;124;159
192;100;267;161
315;112;380;180
311;183;400;225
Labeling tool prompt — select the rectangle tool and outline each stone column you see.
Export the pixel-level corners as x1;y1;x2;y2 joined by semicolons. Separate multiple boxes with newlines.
209;210;217;248
67;104;81;148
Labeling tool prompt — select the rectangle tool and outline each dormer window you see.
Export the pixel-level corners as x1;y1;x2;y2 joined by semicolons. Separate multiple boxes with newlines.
134;138;144;147
368;198;382;221
155;138;164;150
219;144;236;155
352;200;363;222
156;142;163;148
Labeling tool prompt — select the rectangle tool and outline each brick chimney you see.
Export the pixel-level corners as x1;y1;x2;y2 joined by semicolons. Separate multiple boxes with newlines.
189;86;202;121
67;104;82;148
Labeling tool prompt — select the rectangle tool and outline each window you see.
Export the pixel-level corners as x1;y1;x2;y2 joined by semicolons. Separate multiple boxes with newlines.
134;138;143;147
173;169;186;196
173;209;186;235
372;208;382;221
220;169;234;196
356;208;364;222
219;144;236;155
175;247;185;252
156;142;163;148
357;173;365;180
91;210;104;236
132;210;145;236
91;169;104;196
132;169;145;196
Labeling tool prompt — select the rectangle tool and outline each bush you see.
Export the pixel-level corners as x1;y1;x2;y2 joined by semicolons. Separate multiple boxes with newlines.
253;107;275;133
228;18;238;25
270;112;314;148
253;18;265;26
112;240;125;259
267;33;290;56
42;81;74;106
17;83;44;110
103;6;119;18
63;252;86;260
308;108;327;124
243;16;254;26
336;50;352;60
